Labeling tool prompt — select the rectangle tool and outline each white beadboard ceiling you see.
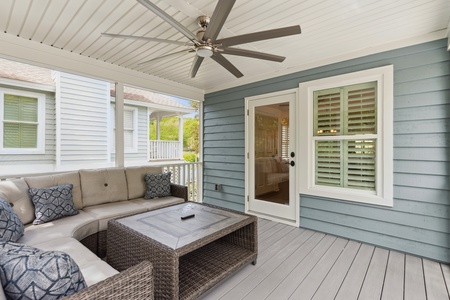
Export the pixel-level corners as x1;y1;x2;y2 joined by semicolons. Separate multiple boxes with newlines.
0;0;449;95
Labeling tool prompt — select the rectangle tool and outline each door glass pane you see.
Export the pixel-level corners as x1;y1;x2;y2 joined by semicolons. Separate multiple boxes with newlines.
254;102;290;205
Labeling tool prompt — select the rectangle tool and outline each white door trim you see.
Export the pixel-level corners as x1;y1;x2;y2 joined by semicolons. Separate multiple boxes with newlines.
245;88;299;227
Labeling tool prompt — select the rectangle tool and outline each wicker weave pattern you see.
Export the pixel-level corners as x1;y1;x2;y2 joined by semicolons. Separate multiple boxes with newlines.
107;203;257;300
170;183;188;201
79;233;98;255
64;260;154;300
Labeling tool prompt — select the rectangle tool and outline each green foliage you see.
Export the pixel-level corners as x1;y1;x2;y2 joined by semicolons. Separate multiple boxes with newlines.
149;115;200;157
183;118;199;152
149;116;179;141
183;152;198;162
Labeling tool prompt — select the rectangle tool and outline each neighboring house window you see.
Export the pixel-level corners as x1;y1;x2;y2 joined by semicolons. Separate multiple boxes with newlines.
299;65;393;206
111;105;138;153
0;89;45;154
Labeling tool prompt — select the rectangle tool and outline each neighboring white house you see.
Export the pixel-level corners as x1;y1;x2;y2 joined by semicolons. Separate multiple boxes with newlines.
0;59;195;177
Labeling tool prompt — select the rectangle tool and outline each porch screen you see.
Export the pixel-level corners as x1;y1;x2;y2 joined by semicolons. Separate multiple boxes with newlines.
3;94;38;148
313;82;377;191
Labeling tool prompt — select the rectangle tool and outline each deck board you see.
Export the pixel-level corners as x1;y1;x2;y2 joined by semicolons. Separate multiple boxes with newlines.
311;240;361;300
358;247;389;300
198;218;449;300
335;243;375;300
404;255;427;300
381;251;405;300
423;259;449;300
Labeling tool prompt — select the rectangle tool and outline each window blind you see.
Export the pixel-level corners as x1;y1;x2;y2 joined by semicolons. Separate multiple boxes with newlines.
3;94;38;148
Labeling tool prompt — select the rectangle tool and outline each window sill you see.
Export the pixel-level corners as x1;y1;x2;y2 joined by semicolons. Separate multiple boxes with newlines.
299;186;393;207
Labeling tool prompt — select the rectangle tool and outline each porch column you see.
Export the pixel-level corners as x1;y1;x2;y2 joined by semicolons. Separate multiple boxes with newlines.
178;114;184;160
156;114;161;140
115;82;124;167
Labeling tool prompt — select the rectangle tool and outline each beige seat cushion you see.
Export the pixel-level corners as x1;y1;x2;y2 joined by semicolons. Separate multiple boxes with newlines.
0;179;34;225
125;166;163;199
19;211;98;246
130;196;185;211
80;260;119;287
83;201;147;231
32;237;100;270
24;172;83;210
24;237;118;287
80;168;128;207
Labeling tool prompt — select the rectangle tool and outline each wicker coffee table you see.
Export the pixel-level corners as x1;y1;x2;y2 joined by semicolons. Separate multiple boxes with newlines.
107;202;258;300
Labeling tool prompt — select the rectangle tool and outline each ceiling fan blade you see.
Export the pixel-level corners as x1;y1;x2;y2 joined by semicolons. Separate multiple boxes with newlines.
221;47;285;62
216;25;301;47
190;56;204;78
203;0;236;42
136;0;197;42
211;53;243;78
139;49;193;65
102;33;190;46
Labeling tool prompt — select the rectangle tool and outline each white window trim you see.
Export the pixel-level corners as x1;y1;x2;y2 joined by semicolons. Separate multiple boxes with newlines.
298;65;393;206
111;105;138;154
0;88;46;154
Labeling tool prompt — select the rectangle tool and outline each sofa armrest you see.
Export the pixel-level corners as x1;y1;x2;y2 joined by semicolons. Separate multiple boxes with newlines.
64;261;154;300
170;183;188;201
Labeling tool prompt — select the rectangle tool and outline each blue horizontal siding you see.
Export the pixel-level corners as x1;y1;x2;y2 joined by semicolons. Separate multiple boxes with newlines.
203;39;450;262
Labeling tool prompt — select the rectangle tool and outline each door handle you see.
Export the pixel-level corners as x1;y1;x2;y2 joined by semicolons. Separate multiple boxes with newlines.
290;161;295;167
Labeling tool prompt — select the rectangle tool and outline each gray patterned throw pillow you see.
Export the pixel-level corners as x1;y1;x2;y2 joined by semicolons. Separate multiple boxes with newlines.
28;184;79;225
144;172;172;199
0;242;87;299
0;198;24;242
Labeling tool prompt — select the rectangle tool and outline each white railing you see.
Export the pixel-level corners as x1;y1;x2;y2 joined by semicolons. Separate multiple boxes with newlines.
148;140;182;160
0;162;203;203
160;162;202;203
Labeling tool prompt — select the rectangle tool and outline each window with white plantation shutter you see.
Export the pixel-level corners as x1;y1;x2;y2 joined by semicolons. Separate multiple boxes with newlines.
299;65;393;206
111;105;138;153
1;90;45;154
314;82;377;191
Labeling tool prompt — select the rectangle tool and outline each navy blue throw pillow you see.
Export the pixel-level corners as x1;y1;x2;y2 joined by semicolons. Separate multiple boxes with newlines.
144;172;172;199
0;242;87;299
28;184;79;225
0;198;24;242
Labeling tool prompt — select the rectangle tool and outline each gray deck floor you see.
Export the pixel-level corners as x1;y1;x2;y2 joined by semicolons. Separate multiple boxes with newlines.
199;218;450;300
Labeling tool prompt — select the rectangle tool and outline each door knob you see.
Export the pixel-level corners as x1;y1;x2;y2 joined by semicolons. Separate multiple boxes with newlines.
290;161;295;167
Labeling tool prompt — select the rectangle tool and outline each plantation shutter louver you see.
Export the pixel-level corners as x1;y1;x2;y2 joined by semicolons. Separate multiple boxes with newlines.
3;94;38;148
313;82;377;191
123;109;134;147
112;105;136;151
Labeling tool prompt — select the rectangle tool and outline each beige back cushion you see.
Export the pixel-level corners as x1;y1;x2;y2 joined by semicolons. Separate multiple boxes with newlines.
80;168;128;207
0;179;34;225
125;166;163;199
24;172;83;209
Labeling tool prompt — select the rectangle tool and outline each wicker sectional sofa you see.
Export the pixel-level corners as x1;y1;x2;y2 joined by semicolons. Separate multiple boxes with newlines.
0;165;188;299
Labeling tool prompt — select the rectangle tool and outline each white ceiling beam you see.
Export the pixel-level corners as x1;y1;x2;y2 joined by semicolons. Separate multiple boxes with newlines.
0;32;205;101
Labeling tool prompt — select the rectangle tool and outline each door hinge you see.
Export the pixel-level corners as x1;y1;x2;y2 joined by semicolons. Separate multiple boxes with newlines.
247;195;249;202
247;109;249;116
247;152;249;159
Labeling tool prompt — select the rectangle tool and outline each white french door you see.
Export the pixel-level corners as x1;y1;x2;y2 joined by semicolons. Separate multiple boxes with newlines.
245;89;298;225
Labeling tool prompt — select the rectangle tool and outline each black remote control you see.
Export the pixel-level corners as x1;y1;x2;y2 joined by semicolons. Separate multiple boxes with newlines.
181;214;195;220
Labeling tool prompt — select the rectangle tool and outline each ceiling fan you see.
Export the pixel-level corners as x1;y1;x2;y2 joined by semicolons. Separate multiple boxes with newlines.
102;0;301;78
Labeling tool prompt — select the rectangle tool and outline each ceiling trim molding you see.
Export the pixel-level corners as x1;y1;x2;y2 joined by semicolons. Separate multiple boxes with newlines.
0;32;204;101
205;30;448;94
